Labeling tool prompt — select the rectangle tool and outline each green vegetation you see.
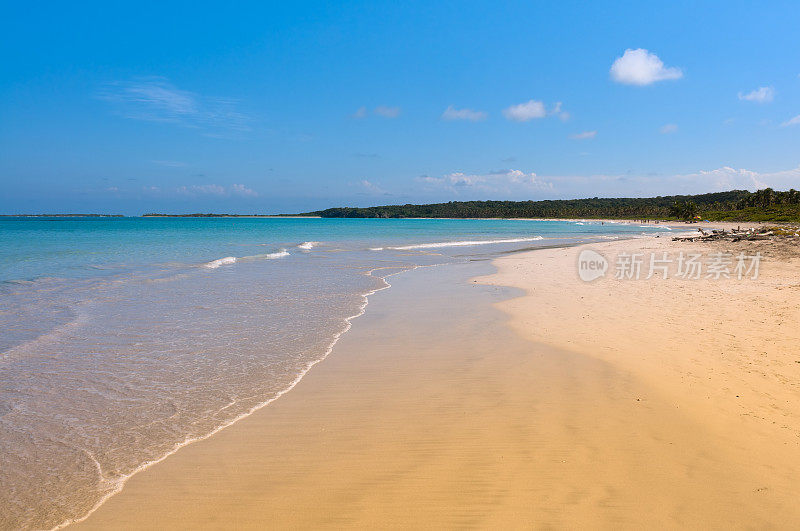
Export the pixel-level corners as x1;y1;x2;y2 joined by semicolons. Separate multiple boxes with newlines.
703;204;800;222
302;189;800;222
669;200;699;221
139;189;800;222
703;188;800;222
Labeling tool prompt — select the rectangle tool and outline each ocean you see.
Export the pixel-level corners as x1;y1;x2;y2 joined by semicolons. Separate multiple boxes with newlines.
0;216;669;529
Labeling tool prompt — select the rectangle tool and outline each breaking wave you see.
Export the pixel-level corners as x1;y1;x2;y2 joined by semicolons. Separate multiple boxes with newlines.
204;249;289;268
204;256;237;268
370;236;544;251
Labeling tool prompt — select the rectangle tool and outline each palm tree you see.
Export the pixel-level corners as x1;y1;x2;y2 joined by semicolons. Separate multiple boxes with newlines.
670;200;699;220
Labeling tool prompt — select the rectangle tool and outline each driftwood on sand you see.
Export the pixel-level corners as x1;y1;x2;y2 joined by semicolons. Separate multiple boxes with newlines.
672;226;800;243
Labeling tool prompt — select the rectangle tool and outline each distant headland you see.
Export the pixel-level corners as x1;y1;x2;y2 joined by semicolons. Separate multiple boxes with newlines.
0;214;124;217
298;189;800;222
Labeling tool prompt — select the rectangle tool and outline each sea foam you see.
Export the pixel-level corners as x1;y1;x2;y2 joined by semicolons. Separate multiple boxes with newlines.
254;249;290;259
372;236;544;251
204;250;289;269
204;256;237;268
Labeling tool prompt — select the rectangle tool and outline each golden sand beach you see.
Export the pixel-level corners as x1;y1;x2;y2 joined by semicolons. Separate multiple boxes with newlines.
76;233;800;529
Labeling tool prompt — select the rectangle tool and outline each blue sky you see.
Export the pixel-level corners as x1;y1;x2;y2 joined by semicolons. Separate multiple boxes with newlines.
1;1;799;214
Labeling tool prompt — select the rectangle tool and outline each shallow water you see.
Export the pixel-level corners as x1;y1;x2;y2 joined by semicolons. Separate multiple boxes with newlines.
0;217;669;529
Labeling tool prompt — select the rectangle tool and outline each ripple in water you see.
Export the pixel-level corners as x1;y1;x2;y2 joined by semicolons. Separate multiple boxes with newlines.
0;251;423;529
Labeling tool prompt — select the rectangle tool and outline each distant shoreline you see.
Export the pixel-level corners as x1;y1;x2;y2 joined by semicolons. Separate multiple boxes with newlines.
1;215;791;229
0;214;681;224
0;214;125;218
140;214;320;218
0;214;320;218
5;188;798;222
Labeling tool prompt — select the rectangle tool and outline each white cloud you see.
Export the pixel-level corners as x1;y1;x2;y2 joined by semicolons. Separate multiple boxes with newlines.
659;123;678;134
352;106;367;119
545;165;800;197
99;78;250;133
123;81;196;115
665;165;800;193
441;105;487;121
630;165;797;193
672;166;800;193
610;48;683;86
503;100;547;122
781;114;800;127
352;179;389;195
550;101;570;121
416;169;551;193
374;105;401;118
412;164;800;200
738;86;774;103
502;100;568;122
690;166;768;190
502;169;542;185
570;130;597;140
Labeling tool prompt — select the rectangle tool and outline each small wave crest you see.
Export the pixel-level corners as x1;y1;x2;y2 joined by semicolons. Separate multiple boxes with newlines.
251;249;290;260
204;256;237;269
203;250;289;269
371;236;544;251
297;241;318;250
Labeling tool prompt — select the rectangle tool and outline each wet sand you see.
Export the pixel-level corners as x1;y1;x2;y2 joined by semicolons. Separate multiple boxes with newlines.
76;239;800;529
482;236;800;528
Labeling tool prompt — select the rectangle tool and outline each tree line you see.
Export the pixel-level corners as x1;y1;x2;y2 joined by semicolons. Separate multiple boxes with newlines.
304;189;800;221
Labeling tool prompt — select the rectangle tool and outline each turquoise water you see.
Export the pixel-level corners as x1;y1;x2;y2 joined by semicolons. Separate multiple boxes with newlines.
0;216;662;282
0;217;669;529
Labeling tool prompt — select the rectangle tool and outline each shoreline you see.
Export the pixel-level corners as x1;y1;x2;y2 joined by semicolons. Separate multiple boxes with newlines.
74;258;532;528
72;234;800;528
56;265;412;530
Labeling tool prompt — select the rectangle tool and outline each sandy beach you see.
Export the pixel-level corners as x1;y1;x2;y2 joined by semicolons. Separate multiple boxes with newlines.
75;233;800;529
8;3;800;527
